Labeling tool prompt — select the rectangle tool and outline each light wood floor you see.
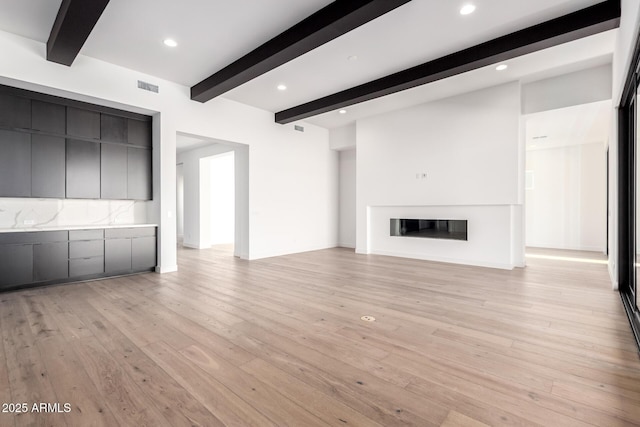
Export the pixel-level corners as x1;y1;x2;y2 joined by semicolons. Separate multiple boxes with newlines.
1;245;639;426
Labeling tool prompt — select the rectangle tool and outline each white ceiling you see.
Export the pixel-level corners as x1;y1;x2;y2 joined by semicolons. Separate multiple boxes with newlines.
0;0;615;129
524;100;612;150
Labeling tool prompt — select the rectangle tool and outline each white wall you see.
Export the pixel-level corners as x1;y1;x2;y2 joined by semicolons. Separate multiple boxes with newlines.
208;152;235;245
330;123;356;151
522;64;612;114
526;143;606;252
176;164;184;237
356;82;524;269
339;149;356;248
0;30;338;270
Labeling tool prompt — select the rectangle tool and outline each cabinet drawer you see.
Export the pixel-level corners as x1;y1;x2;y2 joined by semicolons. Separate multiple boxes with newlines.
105;227;156;239
69;257;104;277
0;230;68;245
69;240;104;259
69;229;104;241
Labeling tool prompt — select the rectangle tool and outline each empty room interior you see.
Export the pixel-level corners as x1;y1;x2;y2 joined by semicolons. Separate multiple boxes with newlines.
2;0;640;426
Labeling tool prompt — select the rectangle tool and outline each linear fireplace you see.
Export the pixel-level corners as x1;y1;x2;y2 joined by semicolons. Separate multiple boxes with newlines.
390;219;468;241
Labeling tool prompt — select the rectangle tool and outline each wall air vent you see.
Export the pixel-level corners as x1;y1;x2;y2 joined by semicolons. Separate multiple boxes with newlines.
294;125;304;132
137;80;159;93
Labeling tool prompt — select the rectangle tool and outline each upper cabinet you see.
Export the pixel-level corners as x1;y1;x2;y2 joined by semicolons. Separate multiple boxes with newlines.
0;85;152;201
101;114;127;143
32;100;66;134
0;92;30;129
0;130;31;197
67;107;100;139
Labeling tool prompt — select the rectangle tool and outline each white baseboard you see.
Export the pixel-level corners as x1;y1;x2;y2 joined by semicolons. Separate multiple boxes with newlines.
369;250;514;270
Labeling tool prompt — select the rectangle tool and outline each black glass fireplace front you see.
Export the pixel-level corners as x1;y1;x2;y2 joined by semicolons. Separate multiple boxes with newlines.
390;219;467;241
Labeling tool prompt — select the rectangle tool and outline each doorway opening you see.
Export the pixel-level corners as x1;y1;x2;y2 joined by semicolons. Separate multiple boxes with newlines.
176;133;248;259
523;101;611;264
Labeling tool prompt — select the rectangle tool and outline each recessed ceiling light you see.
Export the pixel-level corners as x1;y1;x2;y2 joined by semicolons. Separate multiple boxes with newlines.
277;84;287;91
460;4;476;15
163;38;178;47
339;109;347;114
496;64;508;71
348;55;358;61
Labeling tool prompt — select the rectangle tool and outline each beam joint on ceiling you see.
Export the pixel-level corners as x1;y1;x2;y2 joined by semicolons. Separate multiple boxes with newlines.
190;0;412;103
275;0;621;124
47;0;111;66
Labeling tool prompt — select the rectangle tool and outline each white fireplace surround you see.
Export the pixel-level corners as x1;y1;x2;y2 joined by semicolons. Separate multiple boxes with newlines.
365;205;524;270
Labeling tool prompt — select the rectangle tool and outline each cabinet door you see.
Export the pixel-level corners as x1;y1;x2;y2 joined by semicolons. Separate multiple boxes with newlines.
0;130;31;197
105;238;132;273
66;139;100;199
67;107;100;139
0;92;30;129
0;244;33;287
132;236;156;270
31;100;66;134
33;242;69;282
101;143;127;199
32;134;66;198
127;147;152;200
128;119;151;147
101;114;127;143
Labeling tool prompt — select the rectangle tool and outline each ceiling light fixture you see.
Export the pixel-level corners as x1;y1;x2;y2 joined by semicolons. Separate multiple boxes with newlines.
163;38;178;47
277;84;287;91
496;64;508;71
460;4;476;15
339;109;347;114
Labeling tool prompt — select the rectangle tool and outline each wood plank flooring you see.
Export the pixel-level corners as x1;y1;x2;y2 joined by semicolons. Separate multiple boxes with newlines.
1;245;639;426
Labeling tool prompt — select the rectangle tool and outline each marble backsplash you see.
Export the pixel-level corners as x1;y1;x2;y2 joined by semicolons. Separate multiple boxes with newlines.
0;198;150;230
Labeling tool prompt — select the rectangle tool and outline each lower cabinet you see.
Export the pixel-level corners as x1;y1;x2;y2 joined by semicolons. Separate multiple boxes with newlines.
0;226;156;292
105;238;132;273
33;242;69;282
0;244;33;288
132;236;156;270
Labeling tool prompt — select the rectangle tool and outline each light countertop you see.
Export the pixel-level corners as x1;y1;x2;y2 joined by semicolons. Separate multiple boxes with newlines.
0;224;158;233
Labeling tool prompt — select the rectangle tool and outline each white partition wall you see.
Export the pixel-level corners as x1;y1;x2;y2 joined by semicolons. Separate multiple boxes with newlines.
355;82;524;269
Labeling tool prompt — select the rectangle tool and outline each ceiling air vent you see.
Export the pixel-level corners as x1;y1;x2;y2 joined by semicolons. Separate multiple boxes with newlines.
137;80;159;93
294;125;304;132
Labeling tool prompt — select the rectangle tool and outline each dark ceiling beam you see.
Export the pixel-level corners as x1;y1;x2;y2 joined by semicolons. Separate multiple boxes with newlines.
191;0;412;103
275;0;621;124
47;0;110;66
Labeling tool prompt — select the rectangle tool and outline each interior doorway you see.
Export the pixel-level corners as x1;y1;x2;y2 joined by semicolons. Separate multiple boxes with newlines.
524;101;611;257
175;133;249;259
204;151;235;255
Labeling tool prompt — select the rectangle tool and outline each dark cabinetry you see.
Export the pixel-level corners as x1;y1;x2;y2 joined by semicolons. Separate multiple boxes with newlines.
101;114;127;143
128;147;152;200
101;144;128;199
0;84;153;201
105;227;156;273
0;92;30;129
128;119;152;147
0;244;33;288
0;226;155;292
67;107;100;139
32;134;66;198
32;100;66;134
0;130;31;197
105;238;132;273
33;242;69;282
66;139;101;199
